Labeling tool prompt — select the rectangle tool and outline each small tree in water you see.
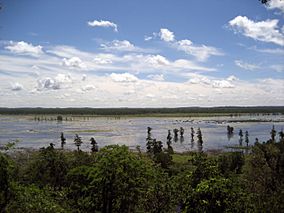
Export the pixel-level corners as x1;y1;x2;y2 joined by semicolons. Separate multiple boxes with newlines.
180;127;184;137
166;130;174;154
74;134;83;151
270;125;276;142
239;129;243;146
190;127;195;140
197;128;203;144
90;137;98;153
245;131;249;146
60;132;66;149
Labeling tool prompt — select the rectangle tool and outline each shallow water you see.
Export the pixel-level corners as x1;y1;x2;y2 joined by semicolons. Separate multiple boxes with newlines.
0;114;283;152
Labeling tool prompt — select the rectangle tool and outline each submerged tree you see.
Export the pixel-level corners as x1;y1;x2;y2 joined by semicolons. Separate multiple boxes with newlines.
90;137;98;153
173;128;179;142
245;131;249;146
60;132;66;149
180;127;184;137
239;129;243;146
166;130;174;154
197;128;203;144
279;129;284;143
74;134;83;151
270;125;276;142
190;127;195;140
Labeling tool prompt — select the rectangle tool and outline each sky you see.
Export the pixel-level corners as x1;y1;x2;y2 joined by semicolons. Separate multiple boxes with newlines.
0;0;283;107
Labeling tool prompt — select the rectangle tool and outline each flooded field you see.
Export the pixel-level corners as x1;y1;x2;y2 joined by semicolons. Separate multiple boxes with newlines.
0;114;283;152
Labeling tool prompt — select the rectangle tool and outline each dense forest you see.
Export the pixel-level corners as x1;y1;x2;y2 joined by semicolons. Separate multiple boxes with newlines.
1;130;284;213
0;106;284;116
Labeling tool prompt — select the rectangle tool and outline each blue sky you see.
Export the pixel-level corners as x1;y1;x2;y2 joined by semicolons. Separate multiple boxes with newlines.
0;0;283;107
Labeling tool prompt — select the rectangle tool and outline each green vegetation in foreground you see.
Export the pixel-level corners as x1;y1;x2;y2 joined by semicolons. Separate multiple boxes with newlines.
1;132;284;213
0;106;283;116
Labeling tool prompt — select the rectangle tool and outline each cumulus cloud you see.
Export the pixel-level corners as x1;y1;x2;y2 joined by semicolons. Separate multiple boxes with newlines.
5;41;43;57
11;82;24;91
110;73;138;83
212;80;235;88
227;75;238;81
36;74;72;90
153;28;223;61
229;16;284;46
266;0;284;14
176;39;223;61
100;40;146;52
62;57;86;69
87;20;118;32
146;54;170;67
159;28;175;42
235;60;260;71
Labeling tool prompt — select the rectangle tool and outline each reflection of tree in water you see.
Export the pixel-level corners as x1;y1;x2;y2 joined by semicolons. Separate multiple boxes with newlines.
180;136;184;143
191;138;194;149
245;131;249;146
227;125;234;141
166;130;174;154
173;128;179;142
197;142;203;152
60;132;66;149
239;129;243;146
197;128;203;152
180;127;184;137
190;127;195;140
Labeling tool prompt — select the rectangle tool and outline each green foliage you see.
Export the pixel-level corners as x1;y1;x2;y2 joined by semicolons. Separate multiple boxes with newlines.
25;145;68;188
2;131;284;212
243;140;284;211
184;177;239;213
218;152;245;176
67;145;156;213
0;153;10;212
6;184;68;213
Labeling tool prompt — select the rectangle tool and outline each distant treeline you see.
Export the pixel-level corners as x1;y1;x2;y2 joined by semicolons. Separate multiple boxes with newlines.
0;106;283;115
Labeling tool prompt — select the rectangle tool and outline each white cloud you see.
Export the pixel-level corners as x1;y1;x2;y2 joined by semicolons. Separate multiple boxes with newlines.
82;74;87;81
159;28;175;42
93;55;113;64
270;64;284;72
153;29;223;61
147;74;165;81
212;80;235;88
266;0;284;14
229;16;284;46
5;41;43;57
110;73;138;83
62;57;86;69
144;36;153;41
146;54;170;66
235;60;260;71
87;20;118;32
36;74;72;91
227;75;238;81
82;84;96;91
252;47;284;55
100;40;150;52
176;39;223;61
11;82;24;91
